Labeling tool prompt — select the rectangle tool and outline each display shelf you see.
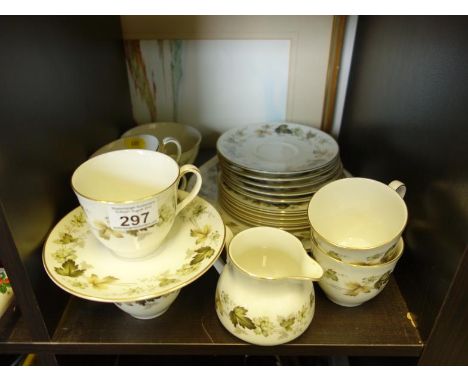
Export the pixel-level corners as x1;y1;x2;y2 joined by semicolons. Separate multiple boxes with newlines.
1;16;466;365
0;305;34;353
45;268;422;356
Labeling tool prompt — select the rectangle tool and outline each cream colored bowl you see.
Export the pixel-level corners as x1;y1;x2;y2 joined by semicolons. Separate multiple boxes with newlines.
122;122;202;165
114;290;180;319
311;236;404;307
308;178;407;265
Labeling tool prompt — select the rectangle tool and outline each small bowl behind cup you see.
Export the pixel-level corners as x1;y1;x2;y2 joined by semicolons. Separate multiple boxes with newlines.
122;122;202;165
311;237;404;307
91;134;159;158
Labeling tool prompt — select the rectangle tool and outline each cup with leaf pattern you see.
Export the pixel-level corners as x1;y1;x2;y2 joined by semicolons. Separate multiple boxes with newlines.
114;289;180;319
311;236;404;307
308;177;407;265
71;150;202;259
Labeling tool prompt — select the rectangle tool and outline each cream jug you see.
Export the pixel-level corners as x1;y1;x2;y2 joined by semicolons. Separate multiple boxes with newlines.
215;227;323;346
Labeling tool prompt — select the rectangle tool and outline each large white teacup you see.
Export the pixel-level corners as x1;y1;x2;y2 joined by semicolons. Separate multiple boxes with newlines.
71;150;202;258
311;237;404;307
308;178;407;265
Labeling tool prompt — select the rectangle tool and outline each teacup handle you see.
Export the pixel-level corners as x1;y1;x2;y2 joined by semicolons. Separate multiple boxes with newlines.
388;180;406;199
162;137;182;164
175;164;202;216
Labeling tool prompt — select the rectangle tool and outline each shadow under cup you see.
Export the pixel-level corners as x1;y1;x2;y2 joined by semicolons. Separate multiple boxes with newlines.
307;178;408;264
71;150;201;259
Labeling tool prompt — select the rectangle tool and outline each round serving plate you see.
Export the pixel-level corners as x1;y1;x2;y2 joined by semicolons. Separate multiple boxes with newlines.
217;122;339;175
43;191;226;302
221;177;313;204
216;202;312;251
219;199;310;230
219;196;310;225
220;161;344;190
220;195;310;222
218;153;341;181
218;181;309;215
221;169;343;198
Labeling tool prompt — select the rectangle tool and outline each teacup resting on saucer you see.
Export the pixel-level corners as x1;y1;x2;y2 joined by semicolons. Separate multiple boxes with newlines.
71;150;202;258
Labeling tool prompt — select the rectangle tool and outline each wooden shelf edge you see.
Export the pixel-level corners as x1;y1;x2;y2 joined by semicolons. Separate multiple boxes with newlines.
0;341;423;357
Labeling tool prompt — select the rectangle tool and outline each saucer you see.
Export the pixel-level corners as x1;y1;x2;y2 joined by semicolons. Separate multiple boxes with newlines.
217;122;339;174
42;191;226;302
216;202;312;251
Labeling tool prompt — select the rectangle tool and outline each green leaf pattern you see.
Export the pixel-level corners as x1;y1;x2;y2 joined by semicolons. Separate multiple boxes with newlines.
324;269;339;281
327;251;342;261
51;212;119;289
217;290;314;339
323;265;393;297
155;203;175;227
379;244;398;263
55;259;86;277
374;271;392;290
50;203;221;298
230;307;256;330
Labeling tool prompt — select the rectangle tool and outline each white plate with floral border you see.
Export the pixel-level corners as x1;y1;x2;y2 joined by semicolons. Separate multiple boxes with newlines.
42;191;226;303
217;122;339;174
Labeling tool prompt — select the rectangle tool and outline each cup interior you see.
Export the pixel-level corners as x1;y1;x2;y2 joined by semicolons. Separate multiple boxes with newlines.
228;227;305;278
308;178;407;249
122;122;202;154
92;135;159;158
72;150;179;202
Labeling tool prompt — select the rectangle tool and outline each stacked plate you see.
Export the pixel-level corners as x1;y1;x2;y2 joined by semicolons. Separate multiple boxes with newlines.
216;122;343;241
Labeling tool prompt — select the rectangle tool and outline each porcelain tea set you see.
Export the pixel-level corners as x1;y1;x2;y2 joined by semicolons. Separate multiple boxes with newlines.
42;121;408;346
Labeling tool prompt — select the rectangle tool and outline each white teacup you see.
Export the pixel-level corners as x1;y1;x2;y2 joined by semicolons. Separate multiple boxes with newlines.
91;134;182;163
122;122;202;166
311;237;404;307
308;178;407;265
71;150;202;258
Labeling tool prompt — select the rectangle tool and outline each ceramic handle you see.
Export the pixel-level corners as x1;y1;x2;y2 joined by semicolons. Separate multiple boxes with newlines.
213;226;234;275
388;180;406;199
175;165;202;216
162;136;182;164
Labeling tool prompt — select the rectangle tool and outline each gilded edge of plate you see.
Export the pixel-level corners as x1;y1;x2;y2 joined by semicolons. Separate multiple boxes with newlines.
42;200;226;303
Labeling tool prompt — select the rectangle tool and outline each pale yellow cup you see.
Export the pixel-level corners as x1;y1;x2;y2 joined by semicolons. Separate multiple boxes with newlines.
311;236;404;307
122;122;202;166
71;150;202;259
308;177;407;265
91;134;182;163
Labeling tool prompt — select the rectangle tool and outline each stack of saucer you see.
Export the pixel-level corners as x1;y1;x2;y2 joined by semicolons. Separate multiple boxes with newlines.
216;122;343;241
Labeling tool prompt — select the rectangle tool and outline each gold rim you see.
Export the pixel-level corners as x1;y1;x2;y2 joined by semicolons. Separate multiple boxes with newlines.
221;203;310;229
122;122;202;148
42;203;226;303
311;236;404;268
71;150;181;204
227;227;311;280
216;123;340;175
307;178;408;250
219;155;342;183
